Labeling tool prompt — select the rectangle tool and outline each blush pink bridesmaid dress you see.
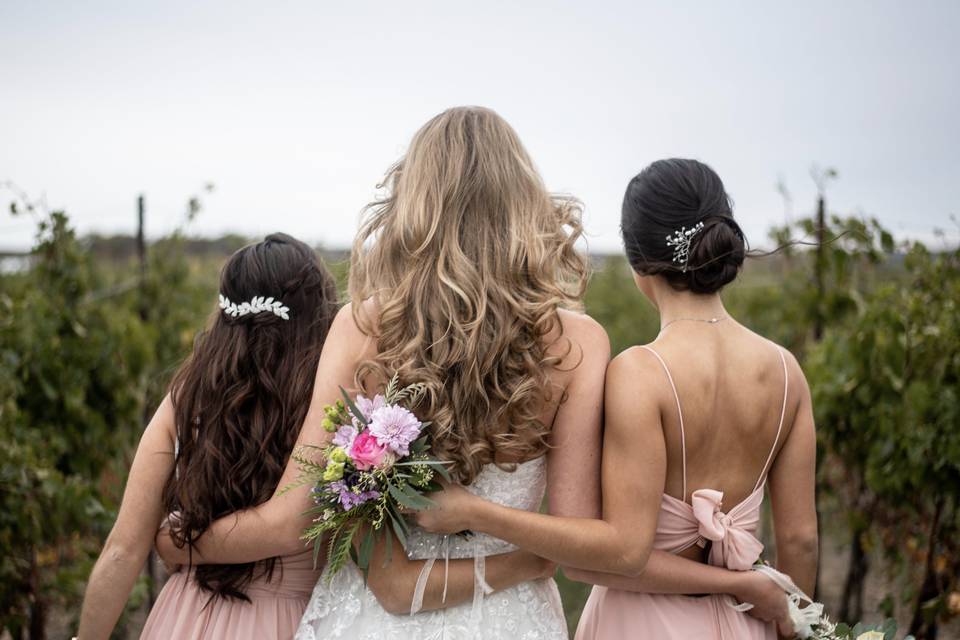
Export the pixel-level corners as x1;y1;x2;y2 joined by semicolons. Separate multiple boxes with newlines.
139;549;321;640
576;345;788;640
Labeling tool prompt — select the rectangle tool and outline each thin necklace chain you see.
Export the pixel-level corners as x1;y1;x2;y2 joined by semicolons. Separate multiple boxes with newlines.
659;314;728;332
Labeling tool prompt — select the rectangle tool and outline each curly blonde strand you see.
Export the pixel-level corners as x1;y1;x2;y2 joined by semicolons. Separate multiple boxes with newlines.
349;106;588;484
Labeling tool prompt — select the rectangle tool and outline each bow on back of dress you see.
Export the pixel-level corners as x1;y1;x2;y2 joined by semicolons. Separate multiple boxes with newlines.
642;344;789;573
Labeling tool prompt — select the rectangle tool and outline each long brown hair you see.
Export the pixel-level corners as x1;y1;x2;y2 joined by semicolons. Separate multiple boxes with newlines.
162;233;338;601
349;106;588;484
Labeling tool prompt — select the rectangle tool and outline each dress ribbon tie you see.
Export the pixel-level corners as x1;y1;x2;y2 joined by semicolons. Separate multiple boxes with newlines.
691;489;764;572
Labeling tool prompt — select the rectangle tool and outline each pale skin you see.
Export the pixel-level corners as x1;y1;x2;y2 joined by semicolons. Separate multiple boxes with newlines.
77;395;177;639
157;301;793;623
416;274;818;635
154;302;582;615
75;307;554;639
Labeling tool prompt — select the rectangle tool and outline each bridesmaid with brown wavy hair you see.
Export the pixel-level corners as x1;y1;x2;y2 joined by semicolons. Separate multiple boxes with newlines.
77;233;338;639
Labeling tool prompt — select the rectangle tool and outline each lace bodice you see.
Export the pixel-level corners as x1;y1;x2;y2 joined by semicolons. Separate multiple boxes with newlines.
406;457;548;560
295;456;567;640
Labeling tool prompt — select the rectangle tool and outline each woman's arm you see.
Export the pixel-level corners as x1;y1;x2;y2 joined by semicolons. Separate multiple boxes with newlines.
530;319;780;607
564;552;789;627
767;357;818;596
565;551;746;595
417;345;666;577
154;304;557;613
156;305;370;564
365;530;554;615
544;312;608;520
78;396;176;640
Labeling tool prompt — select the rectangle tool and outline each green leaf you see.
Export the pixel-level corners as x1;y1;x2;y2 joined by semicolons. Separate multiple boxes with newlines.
382;524;393;567
340;386;368;427
357;526;375;571
880;617;897;639
409;435;429;453
387;482;434;510
325;519;362;581
311;535;323;570
427;460;453;482
385;502;409;549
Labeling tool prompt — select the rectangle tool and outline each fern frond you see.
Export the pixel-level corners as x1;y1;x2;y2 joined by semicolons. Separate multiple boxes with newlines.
325;519;362;581
384;372;401;403
276;475;316;496
291;455;326;476
393;381;428;407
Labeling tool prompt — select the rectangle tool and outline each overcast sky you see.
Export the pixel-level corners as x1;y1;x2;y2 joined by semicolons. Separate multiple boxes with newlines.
2;0;957;252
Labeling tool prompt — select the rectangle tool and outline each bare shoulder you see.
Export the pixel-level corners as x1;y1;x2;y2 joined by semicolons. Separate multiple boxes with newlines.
331;301;362;333
601;347;670;443
146;393;177;449
556;308;610;355
322;302;378;370
606;345;677;408
547;309;610;391
331;301;374;342
765;339;811;399
609;344;665;379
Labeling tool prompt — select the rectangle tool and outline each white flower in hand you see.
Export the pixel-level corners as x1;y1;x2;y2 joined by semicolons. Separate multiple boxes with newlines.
787;596;824;639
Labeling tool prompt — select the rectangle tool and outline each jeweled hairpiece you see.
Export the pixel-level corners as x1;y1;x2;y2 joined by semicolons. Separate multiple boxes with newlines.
218;294;290;320
665;221;705;272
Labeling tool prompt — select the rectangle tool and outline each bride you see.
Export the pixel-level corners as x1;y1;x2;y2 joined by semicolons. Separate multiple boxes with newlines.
157;109;788;638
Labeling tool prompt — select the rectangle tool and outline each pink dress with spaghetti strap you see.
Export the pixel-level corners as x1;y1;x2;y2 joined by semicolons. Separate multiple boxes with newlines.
575;345;789;640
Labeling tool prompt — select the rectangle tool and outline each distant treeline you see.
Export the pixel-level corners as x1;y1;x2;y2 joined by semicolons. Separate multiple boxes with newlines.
7;232;916;273
1;234;354;267
83;233;356;263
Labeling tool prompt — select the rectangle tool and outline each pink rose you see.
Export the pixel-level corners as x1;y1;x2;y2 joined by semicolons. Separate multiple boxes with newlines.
350;431;388;471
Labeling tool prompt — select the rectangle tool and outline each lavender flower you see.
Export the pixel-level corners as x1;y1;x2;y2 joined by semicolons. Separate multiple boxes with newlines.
326;480;348;501
368;405;422;456
328;479;381;510
354;394;387;424
341;489;381;510
332;424;358;450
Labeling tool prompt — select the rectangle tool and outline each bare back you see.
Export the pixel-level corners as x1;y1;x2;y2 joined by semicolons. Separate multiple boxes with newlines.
652;322;794;501
630;321;800;560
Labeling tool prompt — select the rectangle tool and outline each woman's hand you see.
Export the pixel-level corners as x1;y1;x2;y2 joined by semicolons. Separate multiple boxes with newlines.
510;549;557;582
154;527;192;567
414;484;481;534
735;571;793;636
154;513;184;573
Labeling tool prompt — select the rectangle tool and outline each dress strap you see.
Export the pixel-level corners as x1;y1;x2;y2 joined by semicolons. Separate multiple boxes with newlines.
639;345;688;501
753;346;789;492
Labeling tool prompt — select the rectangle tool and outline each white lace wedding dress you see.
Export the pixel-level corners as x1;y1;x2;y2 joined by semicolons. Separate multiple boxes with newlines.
294;456;568;639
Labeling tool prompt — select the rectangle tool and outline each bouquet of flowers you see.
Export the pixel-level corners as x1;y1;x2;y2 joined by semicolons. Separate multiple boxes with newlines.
283;374;451;579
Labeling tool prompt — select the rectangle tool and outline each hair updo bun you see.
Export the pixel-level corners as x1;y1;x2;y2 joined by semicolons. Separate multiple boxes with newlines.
620;158;746;294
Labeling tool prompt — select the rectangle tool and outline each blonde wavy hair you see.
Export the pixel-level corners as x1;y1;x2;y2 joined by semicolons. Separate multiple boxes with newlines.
349;106;588;484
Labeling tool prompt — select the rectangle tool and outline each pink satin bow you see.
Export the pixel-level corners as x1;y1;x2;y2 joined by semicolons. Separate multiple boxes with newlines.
691;489;764;571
